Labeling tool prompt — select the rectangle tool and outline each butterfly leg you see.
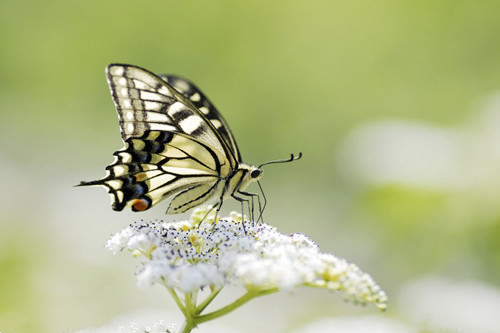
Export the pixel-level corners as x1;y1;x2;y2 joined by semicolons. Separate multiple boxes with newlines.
212;186;228;225
230;193;254;234
232;191;261;223
230;194;250;221
205;200;224;233
199;205;217;224
214;200;223;222
256;180;267;223
238;190;264;223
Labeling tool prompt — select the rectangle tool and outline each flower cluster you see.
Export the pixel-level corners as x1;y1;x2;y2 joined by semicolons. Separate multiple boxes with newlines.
106;206;387;310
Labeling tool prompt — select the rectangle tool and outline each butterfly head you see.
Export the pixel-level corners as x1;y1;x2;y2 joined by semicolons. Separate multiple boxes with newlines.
235;164;264;192
250;168;263;180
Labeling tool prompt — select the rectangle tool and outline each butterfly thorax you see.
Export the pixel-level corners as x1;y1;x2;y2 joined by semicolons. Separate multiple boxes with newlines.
224;163;263;196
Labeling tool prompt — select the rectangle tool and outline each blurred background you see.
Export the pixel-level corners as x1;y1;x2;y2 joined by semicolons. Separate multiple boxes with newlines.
2;0;500;332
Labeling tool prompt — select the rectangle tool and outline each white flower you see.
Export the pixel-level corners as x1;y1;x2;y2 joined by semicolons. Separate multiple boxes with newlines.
106;206;387;310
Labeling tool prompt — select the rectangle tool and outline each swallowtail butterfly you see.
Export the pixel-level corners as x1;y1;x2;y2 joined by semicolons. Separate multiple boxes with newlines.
79;64;300;219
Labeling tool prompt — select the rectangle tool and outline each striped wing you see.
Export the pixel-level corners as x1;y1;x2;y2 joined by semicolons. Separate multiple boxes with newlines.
79;64;237;213
106;64;237;167
158;74;242;162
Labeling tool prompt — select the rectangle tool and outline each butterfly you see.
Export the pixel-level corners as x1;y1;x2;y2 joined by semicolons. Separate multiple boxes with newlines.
78;64;301;220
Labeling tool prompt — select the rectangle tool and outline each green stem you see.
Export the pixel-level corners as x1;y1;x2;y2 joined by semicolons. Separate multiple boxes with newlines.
179;318;196;333
167;286;187;317
184;291;194;311
176;287;279;332
195;287;278;325
195;286;223;313
179;292;196;333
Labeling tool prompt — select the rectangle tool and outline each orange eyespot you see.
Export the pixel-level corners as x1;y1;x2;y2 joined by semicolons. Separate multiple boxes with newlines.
131;198;151;211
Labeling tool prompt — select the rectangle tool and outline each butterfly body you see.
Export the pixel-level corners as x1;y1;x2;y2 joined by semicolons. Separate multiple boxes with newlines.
79;64;263;216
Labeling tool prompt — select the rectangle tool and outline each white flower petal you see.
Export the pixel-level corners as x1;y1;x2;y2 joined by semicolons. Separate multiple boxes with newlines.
106;206;387;309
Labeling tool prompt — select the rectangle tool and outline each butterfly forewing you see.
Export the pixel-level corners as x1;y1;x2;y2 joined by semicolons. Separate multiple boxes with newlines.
106;64;236;168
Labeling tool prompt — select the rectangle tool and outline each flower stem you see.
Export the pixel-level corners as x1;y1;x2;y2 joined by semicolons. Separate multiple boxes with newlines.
195;286;222;313
167;286;187;317
179;318;196;333
195;287;278;325
177;287;278;332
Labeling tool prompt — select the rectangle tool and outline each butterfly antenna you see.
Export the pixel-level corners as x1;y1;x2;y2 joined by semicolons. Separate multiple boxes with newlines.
254;152;302;222
258;152;302;169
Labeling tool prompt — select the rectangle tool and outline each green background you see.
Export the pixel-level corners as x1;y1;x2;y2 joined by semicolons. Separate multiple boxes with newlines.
2;0;500;332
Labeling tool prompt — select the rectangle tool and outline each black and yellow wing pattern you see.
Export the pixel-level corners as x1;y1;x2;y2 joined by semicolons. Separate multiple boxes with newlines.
79;64;263;214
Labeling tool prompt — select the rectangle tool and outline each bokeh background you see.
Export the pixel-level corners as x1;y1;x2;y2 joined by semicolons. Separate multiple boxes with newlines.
2;1;500;332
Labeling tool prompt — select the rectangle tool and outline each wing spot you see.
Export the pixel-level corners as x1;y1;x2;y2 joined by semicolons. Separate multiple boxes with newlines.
141;91;169;102
190;93;201;102
116;151;132;163
116;190;124;203
134;173;148;182
107;179;123;189
145;111;169;123
126;123;134;133
179;115;204;134
173;80;190;92
113;165;128;176
199;106;210;115
123;99;132;108
158;86;172;97
126;111;134;120
118;77;127;85
144;101;162;111
110;66;124;76
133;80;149;90
131;197;151;211
211;119;222;129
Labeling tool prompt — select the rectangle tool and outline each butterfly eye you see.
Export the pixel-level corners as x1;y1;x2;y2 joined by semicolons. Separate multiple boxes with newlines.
250;169;262;178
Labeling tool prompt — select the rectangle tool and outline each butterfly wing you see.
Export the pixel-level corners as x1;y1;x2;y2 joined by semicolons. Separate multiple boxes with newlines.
106;64;236;166
158;74;242;162
79;64;237;213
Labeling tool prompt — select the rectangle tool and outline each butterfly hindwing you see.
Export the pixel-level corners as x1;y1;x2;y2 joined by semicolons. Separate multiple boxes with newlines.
81;130;230;212
168;181;225;214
